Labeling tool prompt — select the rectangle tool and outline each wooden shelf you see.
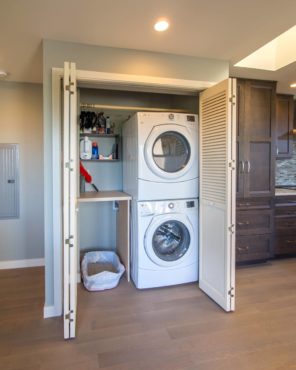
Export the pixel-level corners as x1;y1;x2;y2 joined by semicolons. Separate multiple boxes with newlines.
78;191;132;202
80;103;189;114
81;159;120;162
80;133;118;138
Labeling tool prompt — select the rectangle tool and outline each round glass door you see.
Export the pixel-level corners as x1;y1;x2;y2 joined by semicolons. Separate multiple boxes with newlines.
152;220;190;262
152;131;190;173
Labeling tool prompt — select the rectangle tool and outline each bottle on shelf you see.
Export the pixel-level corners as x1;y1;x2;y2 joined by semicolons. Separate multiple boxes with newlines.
80;136;92;160
92;142;99;159
106;116;111;134
97;112;106;134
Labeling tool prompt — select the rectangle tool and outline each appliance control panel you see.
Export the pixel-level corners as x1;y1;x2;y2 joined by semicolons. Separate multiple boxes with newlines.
139;199;198;216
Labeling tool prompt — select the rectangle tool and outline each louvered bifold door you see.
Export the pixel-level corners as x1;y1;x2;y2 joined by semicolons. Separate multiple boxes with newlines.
199;78;236;312
63;62;78;339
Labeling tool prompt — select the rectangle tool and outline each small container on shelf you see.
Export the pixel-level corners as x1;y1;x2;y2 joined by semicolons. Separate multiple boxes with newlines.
106;116;111;134
80;136;92;160
97;112;106;134
92;142;99;159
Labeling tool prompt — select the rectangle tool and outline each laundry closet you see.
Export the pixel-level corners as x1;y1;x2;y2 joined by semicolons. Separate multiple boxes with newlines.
53;63;236;339
78;87;198;251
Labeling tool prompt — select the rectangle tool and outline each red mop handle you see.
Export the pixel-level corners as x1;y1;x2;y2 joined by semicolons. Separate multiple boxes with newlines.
80;162;92;183
79;162;99;192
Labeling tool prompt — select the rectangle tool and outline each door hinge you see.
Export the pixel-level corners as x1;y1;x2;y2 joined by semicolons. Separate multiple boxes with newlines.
228;160;235;170
229;95;236;105
65;235;74;247
65;161;74;171
228;224;235;234
65;310;74;322
228;287;235;297
65;82;75;94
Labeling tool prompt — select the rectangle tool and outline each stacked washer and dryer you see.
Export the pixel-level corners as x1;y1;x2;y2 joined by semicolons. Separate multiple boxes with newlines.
123;112;199;289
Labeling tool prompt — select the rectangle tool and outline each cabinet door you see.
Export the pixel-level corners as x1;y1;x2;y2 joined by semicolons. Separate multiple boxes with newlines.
199;78;236;312
236;234;273;263
236;80;246;198
243;80;276;197
275;94;294;159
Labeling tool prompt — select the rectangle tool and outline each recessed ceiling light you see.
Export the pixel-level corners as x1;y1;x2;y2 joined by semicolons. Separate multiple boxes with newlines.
154;19;169;32
290;83;296;88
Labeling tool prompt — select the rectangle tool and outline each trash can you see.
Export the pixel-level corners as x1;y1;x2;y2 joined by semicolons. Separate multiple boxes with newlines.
81;251;125;291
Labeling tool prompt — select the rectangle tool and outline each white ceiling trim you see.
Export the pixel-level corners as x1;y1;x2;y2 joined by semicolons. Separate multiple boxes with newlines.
53;67;216;94
76;69;215;93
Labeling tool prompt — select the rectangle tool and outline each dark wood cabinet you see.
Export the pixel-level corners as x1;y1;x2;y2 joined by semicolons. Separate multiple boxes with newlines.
237;79;276;198
275;94;294;159
236;234;273;263
274;195;296;255
236;209;273;235
236;198;274;263
236;79;276;263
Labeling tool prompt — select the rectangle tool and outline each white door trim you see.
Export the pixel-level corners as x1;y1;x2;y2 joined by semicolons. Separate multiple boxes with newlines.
47;67;216;318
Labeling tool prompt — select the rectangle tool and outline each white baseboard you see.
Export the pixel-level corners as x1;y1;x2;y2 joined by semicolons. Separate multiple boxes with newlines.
0;258;45;270
44;304;62;318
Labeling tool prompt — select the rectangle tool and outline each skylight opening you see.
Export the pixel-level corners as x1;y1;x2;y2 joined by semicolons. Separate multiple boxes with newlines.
235;25;296;71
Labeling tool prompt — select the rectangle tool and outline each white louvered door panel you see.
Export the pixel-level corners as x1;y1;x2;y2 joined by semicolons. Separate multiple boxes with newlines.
63;62;78;339
199;78;236;312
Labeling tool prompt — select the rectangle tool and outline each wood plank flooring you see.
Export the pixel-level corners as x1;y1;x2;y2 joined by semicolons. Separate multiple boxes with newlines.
0;259;296;369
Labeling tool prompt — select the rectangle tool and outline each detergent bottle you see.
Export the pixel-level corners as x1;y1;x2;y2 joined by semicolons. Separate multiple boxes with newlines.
80;136;92;160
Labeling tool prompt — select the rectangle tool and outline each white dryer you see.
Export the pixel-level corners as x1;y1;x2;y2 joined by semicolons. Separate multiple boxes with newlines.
123;112;198;200
131;199;198;289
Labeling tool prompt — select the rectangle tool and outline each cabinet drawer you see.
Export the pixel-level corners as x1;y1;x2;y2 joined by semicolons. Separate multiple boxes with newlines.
275;205;296;217
274;235;296;255
275;196;296;207
237;197;273;210
275;217;296;234
236;210;273;235
236;235;273;263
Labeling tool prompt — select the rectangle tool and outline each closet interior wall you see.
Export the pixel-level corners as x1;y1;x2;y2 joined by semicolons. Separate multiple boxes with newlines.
78;86;198;254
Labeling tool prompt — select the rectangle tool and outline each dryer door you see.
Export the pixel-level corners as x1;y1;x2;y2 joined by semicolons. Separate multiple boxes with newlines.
144;214;193;267
144;125;196;180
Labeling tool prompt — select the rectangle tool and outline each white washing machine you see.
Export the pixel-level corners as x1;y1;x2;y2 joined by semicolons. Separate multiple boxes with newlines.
131;198;198;289
123;112;198;200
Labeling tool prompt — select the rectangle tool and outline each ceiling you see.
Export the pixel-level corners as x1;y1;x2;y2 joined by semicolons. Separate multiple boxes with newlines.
0;0;296;94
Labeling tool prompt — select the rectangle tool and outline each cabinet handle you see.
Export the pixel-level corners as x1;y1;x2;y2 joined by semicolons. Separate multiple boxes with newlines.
237;221;250;226
238;246;249;252
238;202;251;207
276;147;279;156
286;240;296;244
240;161;245;174
245;160;251;173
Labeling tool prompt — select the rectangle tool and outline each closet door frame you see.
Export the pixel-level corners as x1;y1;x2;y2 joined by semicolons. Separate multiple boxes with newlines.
49;67;236;337
49;68;216;320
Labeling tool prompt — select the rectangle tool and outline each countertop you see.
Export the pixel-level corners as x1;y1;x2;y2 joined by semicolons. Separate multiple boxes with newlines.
275;188;296;196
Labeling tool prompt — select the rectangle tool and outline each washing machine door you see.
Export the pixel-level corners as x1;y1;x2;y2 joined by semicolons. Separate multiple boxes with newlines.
144;214;193;267
144;124;196;180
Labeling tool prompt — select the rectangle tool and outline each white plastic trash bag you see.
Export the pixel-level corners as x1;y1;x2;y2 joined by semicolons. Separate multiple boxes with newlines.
81;251;125;291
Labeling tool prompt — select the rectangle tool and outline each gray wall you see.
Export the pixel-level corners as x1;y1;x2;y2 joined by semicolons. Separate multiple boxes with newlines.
0;82;44;262
43;39;229;308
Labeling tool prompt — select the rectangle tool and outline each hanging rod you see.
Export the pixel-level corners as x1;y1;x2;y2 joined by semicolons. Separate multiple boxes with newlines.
80;103;189;113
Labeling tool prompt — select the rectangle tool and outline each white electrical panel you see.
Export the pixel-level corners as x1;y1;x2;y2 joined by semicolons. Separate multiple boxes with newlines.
0;144;20;219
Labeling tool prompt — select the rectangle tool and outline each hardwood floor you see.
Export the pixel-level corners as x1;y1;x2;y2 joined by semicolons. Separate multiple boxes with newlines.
0;259;296;370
